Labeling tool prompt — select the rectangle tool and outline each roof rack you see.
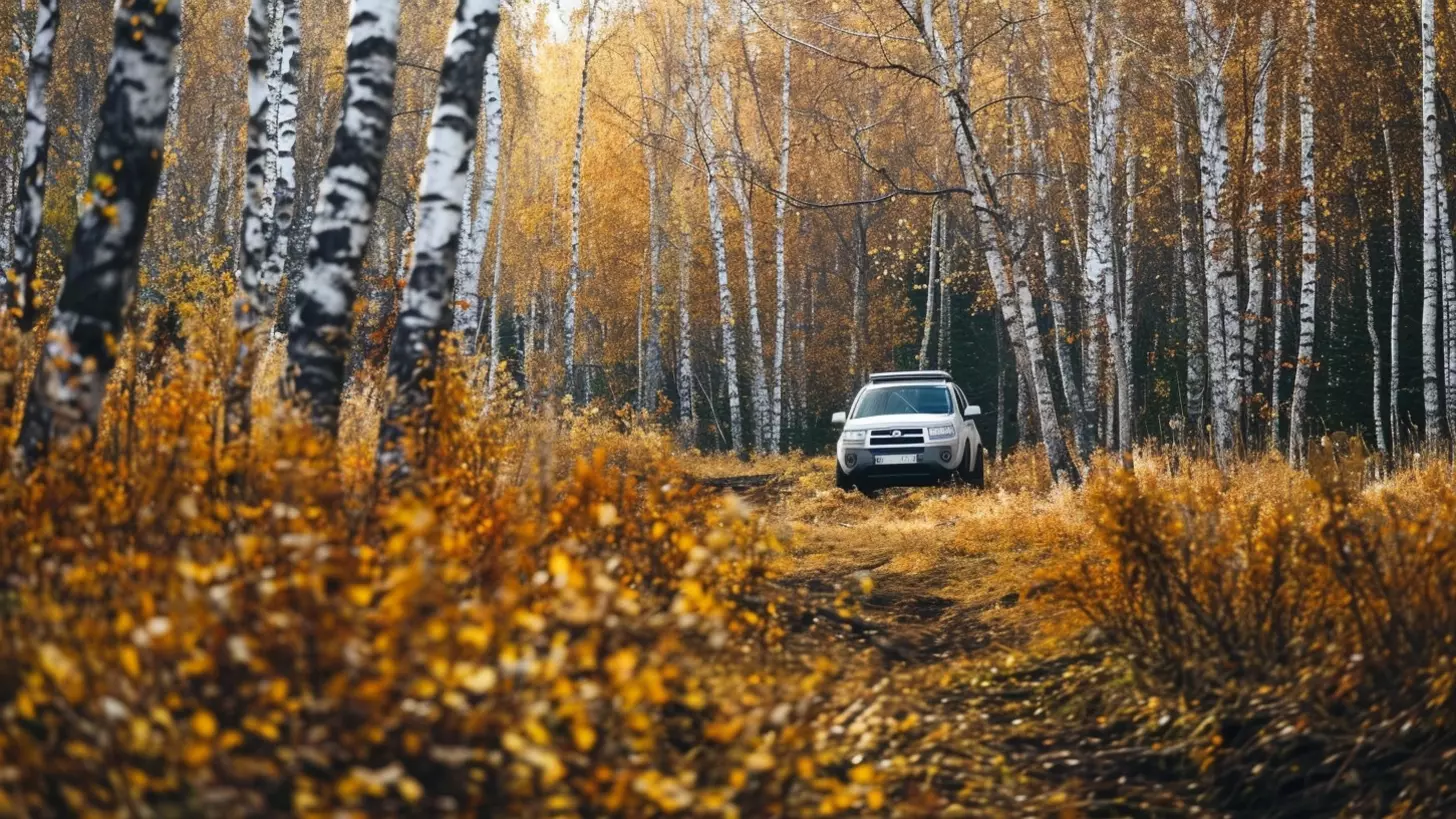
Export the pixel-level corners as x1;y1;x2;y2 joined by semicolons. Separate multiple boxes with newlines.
867;370;952;384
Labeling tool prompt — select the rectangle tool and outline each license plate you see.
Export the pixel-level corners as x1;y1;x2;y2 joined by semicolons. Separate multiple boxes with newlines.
874;454;918;466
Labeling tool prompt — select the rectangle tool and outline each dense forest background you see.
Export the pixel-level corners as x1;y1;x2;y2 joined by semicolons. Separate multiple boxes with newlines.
2;0;1452;469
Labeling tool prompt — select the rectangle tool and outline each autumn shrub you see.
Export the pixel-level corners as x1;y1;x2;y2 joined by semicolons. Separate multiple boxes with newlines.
0;345;882;816
1065;454;1456;814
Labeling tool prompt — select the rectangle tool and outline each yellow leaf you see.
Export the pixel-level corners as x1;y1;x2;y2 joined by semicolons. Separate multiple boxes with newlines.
191;710;217;739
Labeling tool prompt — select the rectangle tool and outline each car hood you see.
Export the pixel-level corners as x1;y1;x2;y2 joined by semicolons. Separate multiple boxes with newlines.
842;413;954;432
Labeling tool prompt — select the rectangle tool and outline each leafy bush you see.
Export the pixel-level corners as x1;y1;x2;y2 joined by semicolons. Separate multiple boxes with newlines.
1065;454;1456;814
0;350;881;816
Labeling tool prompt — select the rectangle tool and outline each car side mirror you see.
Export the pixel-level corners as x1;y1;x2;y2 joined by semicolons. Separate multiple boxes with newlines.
831;411;847;427
963;405;982;418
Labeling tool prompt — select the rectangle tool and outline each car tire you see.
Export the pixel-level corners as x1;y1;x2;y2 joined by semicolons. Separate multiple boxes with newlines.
835;463;854;492
969;445;987;488
959;445;986;489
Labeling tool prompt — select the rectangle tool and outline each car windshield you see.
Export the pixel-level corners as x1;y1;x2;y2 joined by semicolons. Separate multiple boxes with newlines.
852;385;952;419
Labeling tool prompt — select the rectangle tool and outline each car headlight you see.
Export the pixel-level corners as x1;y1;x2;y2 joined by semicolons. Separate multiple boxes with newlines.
928;424;956;441
841;430;867;444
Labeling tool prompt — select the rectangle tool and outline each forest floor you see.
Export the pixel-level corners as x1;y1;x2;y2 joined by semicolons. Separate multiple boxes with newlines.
684;454;1209;816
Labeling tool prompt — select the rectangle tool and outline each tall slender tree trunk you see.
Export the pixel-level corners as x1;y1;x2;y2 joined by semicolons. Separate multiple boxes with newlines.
18;0;181;464
1186;0;1240;461
918;200;940;371
456;52;501;353
1288;0;1318;463
720;74;769;452
376;0;500;476
485;153;509;403
676;128;696;438
283;0;401;434
564;1;597;398
1356;189;1388;455
1380;94;1403;448
261;0;300;321
223;0;277;440
633;53;663;413
1271;79;1290;449
1176;111;1207;441
1084;0;1129;452
1121;131;1136;444
695;5;744;457
1421;0;1443;444
4;0;57;332
917;0;1079;484
771;36;792;452
1243;12;1276;420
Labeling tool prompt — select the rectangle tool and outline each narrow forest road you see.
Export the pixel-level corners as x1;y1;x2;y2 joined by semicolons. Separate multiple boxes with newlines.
693;457;1218;817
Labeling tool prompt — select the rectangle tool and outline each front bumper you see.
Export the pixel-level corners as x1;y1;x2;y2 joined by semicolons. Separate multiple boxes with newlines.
839;445;957;482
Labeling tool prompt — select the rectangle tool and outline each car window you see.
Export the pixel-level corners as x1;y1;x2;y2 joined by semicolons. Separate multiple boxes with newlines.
852;385;953;419
952;388;965;414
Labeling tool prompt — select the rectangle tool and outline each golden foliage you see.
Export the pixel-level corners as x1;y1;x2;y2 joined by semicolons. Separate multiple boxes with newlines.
0;335;886;816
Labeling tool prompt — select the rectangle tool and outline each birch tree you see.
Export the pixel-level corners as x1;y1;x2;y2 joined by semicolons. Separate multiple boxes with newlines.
1242;11;1276;410
456;52;502;351
719;70;769;451
1083;0;1130;451
260;0;301;319
284;0;402;434
915;0;1079;484
376;0;501;475
1185;0;1240;460
770;35;791;453
694;3;745;457
223;0;282;438
564;0;598;397
917;200;939;371
1355;188;1387;455
634;52;664;411
3;0;57;332
1175;110;1206;438
17;0;181;463
1379;93;1402;446
1288;0;1317;462
1420;0;1441;443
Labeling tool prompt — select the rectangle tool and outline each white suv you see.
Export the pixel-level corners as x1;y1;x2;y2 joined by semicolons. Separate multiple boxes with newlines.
831;371;986;493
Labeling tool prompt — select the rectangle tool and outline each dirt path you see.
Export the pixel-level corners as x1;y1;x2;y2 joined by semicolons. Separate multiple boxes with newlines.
693;461;1213;816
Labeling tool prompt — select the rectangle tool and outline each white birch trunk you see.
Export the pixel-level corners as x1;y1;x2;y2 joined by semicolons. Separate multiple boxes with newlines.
719;71;770;452
1271;79;1290;447
1242;12;1276;407
4;0;57;331
633;53;664;412
283;0;402;433
676;123;696;435
261;0;300;308
485;155;509;401
456;52;501;348
18;0;182;463
1288;0;1318;462
917;200;939;371
377;0;501;475
1440;155;1456;441
1176;112;1207;438
918;0;1079;483
696;5;744;456
1356;190;1388;455
1186;0;1240;460
771;36;791;453
1380;96;1403;447
1421;0;1443;443
564;2;597;396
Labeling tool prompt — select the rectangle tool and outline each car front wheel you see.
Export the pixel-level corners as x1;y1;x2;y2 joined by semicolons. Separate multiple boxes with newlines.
958;444;986;489
835;462;855;492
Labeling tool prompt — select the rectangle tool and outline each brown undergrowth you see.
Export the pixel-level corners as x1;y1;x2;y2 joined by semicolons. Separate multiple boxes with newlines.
4;321;1454;816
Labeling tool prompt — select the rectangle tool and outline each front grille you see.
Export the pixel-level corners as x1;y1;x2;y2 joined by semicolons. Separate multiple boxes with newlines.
868;428;925;447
